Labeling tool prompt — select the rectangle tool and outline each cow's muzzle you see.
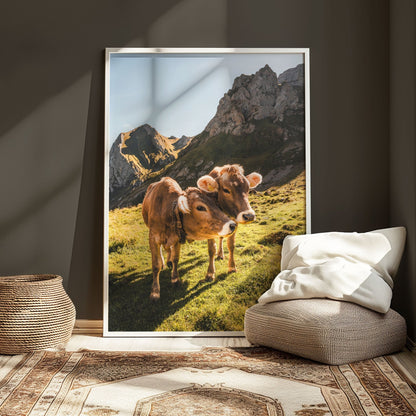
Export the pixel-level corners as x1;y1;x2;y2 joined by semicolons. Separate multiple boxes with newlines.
219;220;237;236
236;209;256;224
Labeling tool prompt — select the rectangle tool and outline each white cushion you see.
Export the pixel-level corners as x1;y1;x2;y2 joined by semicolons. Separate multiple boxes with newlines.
280;226;406;287
258;227;406;313
370;226;407;278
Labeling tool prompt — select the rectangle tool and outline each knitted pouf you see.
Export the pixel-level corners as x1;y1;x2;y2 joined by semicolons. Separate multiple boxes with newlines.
245;298;407;365
0;275;76;354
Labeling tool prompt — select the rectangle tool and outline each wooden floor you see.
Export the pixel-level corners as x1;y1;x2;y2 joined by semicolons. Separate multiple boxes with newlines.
391;348;416;383
69;320;251;351
66;334;251;352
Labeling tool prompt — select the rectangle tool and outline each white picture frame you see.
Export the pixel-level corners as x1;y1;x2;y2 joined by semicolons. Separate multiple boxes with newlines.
104;48;311;337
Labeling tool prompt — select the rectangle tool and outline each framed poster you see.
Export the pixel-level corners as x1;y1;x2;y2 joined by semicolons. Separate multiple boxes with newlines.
104;48;310;336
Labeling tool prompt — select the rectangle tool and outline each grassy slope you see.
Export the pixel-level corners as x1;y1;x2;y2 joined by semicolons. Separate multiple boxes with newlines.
108;172;306;332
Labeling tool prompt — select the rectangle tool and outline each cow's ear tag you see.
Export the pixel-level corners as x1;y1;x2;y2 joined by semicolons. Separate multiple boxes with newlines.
246;172;262;189
197;176;218;193
177;195;190;214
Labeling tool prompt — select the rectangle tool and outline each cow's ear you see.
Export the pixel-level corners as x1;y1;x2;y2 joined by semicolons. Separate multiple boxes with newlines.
246;172;262;188
197;175;219;193
219;165;231;175
209;166;221;179
177;195;190;214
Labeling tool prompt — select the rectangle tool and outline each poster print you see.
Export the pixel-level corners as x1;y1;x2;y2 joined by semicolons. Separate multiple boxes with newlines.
104;48;310;335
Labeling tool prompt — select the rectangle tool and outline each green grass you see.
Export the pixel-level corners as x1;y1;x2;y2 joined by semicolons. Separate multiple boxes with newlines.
108;172;306;332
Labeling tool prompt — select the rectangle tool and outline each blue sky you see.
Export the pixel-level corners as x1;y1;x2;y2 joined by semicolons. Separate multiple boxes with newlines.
109;53;304;143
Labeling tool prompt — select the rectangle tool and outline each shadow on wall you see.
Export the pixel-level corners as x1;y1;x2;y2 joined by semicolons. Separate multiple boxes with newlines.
0;74;90;281
0;0;228;320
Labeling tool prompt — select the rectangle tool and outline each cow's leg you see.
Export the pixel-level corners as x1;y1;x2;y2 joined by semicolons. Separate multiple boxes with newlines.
170;242;181;285
160;246;165;269
227;232;237;273
216;237;224;260
166;246;172;269
205;239;217;281
149;235;162;301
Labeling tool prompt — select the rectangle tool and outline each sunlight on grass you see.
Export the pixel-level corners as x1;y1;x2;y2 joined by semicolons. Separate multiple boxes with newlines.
108;172;306;332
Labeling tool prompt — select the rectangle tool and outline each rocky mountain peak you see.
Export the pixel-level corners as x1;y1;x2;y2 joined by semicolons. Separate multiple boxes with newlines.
204;64;304;137
139;123;158;136
277;64;304;87
109;124;192;202
121;124;173;160
231;64;276;90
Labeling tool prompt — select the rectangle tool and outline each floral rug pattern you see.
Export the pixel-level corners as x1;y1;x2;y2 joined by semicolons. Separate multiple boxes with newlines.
0;347;415;415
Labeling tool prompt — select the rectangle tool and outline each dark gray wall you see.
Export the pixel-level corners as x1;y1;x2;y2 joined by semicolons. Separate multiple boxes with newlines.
3;1;407;330
228;0;390;232
389;0;416;341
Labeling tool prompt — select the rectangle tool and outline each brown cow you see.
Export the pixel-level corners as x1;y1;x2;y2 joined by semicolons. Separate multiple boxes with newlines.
197;164;262;280
142;177;236;300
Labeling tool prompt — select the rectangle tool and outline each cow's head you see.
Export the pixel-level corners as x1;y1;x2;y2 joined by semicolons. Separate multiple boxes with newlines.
178;177;236;241
197;164;262;224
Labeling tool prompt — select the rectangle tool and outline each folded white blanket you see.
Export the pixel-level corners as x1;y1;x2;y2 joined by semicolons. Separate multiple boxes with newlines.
258;227;406;313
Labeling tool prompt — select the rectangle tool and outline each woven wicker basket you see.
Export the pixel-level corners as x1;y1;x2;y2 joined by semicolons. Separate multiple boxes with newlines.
0;274;76;354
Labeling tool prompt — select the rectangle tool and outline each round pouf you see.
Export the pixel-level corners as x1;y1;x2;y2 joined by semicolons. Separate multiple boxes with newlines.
244;299;407;365
0;275;76;354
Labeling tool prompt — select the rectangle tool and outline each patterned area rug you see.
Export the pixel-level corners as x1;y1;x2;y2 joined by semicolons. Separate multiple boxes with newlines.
0;347;415;416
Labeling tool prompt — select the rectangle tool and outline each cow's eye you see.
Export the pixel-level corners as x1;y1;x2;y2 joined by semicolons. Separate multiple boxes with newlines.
223;188;231;194
196;205;207;211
